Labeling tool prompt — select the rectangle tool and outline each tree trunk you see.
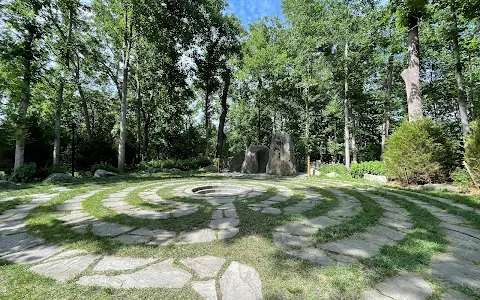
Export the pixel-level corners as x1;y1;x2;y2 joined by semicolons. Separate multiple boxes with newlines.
135;70;142;162
401;16;423;121
382;55;393;156
452;8;469;136
204;88;210;157
75;57;92;141
344;41;350;170
351;118;357;164
53;7;74;165
142;114;149;161
216;73;230;158
117;8;132;173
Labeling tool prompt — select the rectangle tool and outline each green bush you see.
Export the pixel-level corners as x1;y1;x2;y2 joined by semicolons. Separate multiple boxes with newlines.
451;168;471;188
383;119;456;184
91;163;118;173
10;163;37;183
318;163;350;177
139;157;212;172
465;120;480;187
349;161;386;178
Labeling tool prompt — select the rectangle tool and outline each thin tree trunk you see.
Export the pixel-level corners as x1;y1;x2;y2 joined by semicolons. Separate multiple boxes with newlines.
401;16;423;121
452;8;469;136
344;41;351;170
135;70;142;162
53;7;74;165
117;8;132;173
382;55;393;156
216;73;230;158
142;114;149;161
351;118;357;163
75;57;92;141
204;88;210;157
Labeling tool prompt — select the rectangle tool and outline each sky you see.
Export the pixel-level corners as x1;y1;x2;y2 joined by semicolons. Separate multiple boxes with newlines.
225;0;284;27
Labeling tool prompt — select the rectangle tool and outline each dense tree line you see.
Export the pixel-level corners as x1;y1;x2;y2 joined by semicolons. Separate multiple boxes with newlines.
0;0;479;180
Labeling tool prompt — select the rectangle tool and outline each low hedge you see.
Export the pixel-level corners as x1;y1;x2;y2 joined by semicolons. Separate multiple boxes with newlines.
349;161;386;178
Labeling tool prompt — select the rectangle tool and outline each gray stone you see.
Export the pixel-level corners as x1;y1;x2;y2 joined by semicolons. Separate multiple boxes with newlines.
180;256;225;278
229;152;246;172
130;228;175;238
91;222;134;237
441;289;472;300
77;259;192;288
177;229;217;244
301;216;341;229
266;131;296;176
30;254;100;282
43;249;89;263
363;174;387;184
325;172;339;178
319;239;380;258
212;210;224;219
367;225;406;241
114;234;150;245
328;209;356;218
0;232;42;254
192;280;218;300
241;145;269;174
92;256;156;272
272;232;312;248
44;173;73;183
276;224;317;236
218;228;239;239
449;245;480;262
220;261;263;300
1;244;63;264
431;254;480;289
209;218;240;229
94;169;117;177
357;232;395;247
361;272;432;300
223;209;238;218
0;180;13;188
286;247;333;266
146;237;173;246
261;207;281;214
441;224;480;240
173;207;198;217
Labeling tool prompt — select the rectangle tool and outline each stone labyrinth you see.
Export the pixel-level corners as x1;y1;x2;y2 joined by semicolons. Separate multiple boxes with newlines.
1;178;480;299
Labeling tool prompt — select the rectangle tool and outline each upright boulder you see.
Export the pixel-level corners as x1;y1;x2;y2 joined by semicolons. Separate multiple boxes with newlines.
229;152;245;172
241;145;269;174
267;132;296;176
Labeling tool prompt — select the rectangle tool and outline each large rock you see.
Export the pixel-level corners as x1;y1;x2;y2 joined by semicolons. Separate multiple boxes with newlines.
229;152;245;172
44;173;73;183
266;132;296;176
363;174;387;184
220;261;263;300
0;180;13;188
241;145;269;174
94;169;117;177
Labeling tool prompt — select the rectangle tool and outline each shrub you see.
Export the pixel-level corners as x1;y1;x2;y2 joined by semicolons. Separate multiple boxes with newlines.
139;157;212;172
349;161;386;179
91;163;118;174
465;120;480;187
318;163;350;177
383;119;456;184
451;168;471;188
10;163;37;183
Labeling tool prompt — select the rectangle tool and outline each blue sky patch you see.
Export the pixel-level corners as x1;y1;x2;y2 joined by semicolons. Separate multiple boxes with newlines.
225;0;284;26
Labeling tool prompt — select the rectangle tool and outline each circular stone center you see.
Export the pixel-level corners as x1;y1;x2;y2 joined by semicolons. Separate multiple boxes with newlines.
191;185;250;197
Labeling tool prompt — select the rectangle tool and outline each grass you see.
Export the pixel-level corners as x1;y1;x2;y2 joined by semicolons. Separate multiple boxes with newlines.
1;174;480;299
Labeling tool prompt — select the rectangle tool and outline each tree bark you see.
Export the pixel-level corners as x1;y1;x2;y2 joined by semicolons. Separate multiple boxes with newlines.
344;41;350;170
401;16;423;121
216;73;230;158
75;57;92;141
204;88;210;157
382;55;393;156
117;8;132;173
53;7;74;165
135;69;142;162
142;112;149;161
452;8;469;136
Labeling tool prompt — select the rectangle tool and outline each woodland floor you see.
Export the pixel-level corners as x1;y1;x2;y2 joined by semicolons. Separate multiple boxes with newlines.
0;173;479;299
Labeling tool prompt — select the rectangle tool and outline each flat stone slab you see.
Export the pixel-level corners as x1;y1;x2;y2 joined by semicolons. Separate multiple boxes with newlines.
272;232;312;248
286;247;333;266
301;216;341;229
180;256;225;278
93;256;156;272
367;225;406;241
91;222;135;237
0;232;42;254
441;289;471;300
441;224;480;240
261;207;281;214
220;261;263;300
130;228;175;238
431;254;480;289
319;239;380;258
209;218;240;229
30;254;100;282
328;209;356;218
1;244;62;264
361;272;432;300
114;234;150;245
77;259;192;288
177;229;217;244
218;228;239;239
192;280;218;300
276;224;318;236
380;218;413;231
357;232;395;247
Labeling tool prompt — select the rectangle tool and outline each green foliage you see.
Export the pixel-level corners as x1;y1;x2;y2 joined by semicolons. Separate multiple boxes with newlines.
318;163;350;177
37;165;69;180
383;119;456;184
349;161;386;178
10;163;37;183
91;163;118;174
139;157;212;171
465;120;480;186
451;168;472;188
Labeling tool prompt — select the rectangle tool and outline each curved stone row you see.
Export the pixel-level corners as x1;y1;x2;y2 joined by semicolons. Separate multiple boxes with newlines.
53;187;241;245
246;184;295;215
383;190;480;291
273;188;413;266
0;191;264;298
